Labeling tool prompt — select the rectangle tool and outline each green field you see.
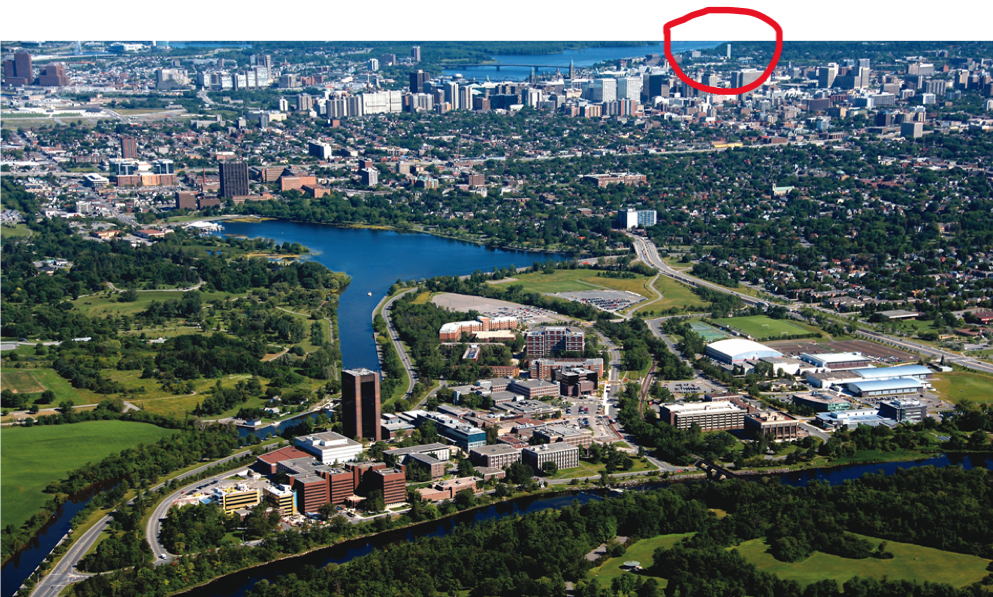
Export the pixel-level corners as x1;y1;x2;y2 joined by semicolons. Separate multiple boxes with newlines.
1;421;178;528
0;224;32;239
587;533;695;584
72;290;241;318
733;535;991;588
634;276;710;315
931;371;993;405
509;269;655;299
548;457;655;481
0;367;83;404
712;315;820;341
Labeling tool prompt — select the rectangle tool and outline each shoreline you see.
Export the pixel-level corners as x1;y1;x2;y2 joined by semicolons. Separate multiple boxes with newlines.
209;214;592;258
166;452;988;597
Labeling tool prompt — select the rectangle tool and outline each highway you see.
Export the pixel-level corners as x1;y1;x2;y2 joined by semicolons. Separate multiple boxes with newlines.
30;449;259;597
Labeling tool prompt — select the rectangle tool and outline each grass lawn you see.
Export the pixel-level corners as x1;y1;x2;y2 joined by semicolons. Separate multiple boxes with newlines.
509;269;655;299
548;457;655;481
73;290;243;318
0;224;33;239
1;421;178;528
587;533;695;584
734;534;991;588
634;276;710;315
0;367;84;404
411;291;434;305
931;371;993;405
712;315;821;341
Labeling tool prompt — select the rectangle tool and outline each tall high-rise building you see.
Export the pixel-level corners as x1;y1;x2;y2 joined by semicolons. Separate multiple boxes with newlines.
341;368;381;441
3;51;34;86
592;78;617;103
731;69;763;89
727;43;731;59
120;136;138;159
817;63;838;89
219;161;249;198
642;73;670;102
411;46;421;62
409;70;428;93
617;76;642;101
445;81;460;109
367;58;379;71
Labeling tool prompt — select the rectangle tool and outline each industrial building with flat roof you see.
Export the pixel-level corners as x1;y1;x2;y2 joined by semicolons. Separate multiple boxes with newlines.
660;401;745;431
799;352;873;370
792;393;852;412
294;431;364;465
849;365;933;382
845;377;924;398
705;339;783;364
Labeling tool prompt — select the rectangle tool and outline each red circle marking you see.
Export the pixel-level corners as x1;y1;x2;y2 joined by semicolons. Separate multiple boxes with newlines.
664;7;783;96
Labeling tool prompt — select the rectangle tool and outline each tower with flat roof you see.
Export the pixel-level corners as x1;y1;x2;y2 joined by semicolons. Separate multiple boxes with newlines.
341;368;381;441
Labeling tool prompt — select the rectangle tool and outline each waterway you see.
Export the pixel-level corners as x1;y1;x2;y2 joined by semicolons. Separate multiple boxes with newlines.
179;454;993;597
1;481;117;597
214;221;569;371
441;41;722;82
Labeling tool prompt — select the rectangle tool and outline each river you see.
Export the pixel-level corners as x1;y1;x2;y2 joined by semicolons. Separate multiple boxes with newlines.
179;454;993;597
1;481;117;597
441;41;722;82
214;221;569;371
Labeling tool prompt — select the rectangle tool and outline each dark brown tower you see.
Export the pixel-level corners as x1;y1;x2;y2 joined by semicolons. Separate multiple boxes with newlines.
341;368;381;441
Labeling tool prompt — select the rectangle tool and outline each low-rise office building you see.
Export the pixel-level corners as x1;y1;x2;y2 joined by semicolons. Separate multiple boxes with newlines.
815;409;897;430
469;444;522;468
414;412;486;450
384;443;451;462
416;477;478;501
659;401;745;431
509;379;561;399
213;483;262;513
523;443;580;471
533;425;594;448
878;398;927;423
745;411;800;440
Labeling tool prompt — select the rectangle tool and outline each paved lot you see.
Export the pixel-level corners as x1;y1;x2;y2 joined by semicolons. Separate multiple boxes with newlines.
553;289;645;312
431;292;563;323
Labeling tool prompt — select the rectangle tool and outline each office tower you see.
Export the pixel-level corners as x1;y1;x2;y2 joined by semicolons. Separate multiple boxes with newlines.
176;192;197;210
445;81;460;109
459;85;473;111
411;46;421;62
642;73;670;101
569;59;575;80
592;78;617;103
153;159;175;175
858;58;870;70
37;63;68;86
727;43;731;59
341;368;381;441
3;51;33;86
120;136;137;159
219;161;249;198
617;76;642;101
409;69;428;93
361;168;378;186
731;69;763;89
367;58;379;71
817;63;838;88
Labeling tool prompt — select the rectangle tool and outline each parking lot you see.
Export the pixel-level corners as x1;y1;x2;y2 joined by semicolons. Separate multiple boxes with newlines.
553;289;645;312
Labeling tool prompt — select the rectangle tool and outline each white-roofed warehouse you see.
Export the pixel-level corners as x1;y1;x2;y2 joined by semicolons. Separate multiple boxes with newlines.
706;339;783;364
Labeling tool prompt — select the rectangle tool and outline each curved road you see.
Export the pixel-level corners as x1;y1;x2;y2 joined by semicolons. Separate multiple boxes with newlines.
374;289;419;402
30;448;260;597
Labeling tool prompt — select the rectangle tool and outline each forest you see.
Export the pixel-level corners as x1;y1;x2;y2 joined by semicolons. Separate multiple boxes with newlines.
64;466;993;597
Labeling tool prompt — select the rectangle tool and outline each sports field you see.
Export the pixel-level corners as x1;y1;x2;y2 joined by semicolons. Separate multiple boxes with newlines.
712;316;820;341
688;321;726;342
931;371;993;405
1;421;178;528
0;368;83;404
733;535;991;588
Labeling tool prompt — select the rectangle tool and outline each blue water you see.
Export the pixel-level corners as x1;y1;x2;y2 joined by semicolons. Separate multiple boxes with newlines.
215;221;568;371
158;42;252;49
1;482;115;597
442;41;722;81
